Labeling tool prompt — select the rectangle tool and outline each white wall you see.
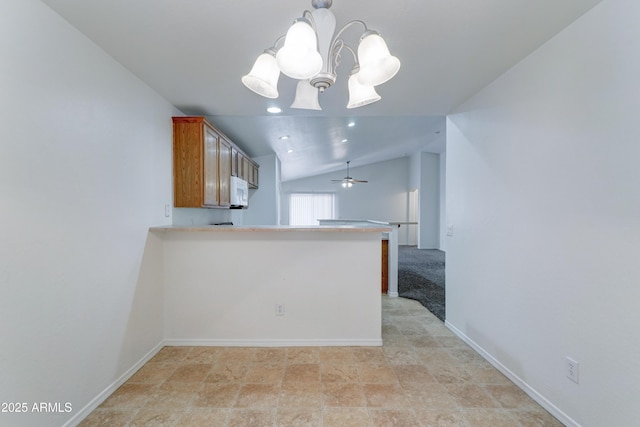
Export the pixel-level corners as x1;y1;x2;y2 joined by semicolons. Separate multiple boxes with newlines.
281;158;412;242
173;207;232;226
408;152;422;246
439;152;447;250
0;1;177;425
419;153;440;249
446;0;640;425
409;151;443;249
157;230;382;346
242;154;281;225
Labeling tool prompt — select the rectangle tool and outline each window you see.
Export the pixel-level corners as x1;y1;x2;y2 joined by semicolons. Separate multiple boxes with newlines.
289;193;335;226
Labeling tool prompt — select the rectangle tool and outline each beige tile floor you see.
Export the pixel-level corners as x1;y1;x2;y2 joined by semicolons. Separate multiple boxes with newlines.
79;296;563;426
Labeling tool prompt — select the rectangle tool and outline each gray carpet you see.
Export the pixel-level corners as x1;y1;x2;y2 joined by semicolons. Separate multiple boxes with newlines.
398;245;445;321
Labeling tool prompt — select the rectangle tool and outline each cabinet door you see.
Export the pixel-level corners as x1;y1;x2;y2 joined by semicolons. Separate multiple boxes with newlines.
241;156;250;182
173;119;204;207
203;125;219;207
250;163;259;188
231;147;239;177
219;138;232;206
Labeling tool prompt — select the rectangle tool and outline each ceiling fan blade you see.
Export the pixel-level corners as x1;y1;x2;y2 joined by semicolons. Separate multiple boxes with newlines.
330;161;368;184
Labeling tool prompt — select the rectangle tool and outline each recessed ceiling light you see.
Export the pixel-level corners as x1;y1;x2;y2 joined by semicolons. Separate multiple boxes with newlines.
279;135;289;140
267;107;282;114
341;139;348;143
287;149;293;153
347;121;355;127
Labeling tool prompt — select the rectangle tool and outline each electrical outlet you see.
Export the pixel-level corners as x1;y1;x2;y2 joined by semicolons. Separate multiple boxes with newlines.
164;204;171;218
275;304;285;316
566;357;579;383
447;224;454;236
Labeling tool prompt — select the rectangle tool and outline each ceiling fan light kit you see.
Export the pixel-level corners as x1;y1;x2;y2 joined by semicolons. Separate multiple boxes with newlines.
242;0;400;110
332;161;368;188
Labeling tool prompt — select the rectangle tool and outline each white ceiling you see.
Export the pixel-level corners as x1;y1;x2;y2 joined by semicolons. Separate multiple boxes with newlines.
41;0;600;181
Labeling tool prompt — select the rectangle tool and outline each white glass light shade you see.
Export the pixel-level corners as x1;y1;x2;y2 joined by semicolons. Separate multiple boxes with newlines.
342;181;352;188
357;33;401;87
290;80;322;110
347;72;381;109
276;19;323;79
241;52;280;98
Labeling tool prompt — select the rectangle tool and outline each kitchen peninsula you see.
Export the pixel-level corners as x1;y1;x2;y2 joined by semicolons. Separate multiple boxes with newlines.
318;219;403;297
146;224;391;346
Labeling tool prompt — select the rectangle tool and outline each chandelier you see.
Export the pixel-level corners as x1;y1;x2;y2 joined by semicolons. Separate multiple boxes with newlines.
241;0;401;110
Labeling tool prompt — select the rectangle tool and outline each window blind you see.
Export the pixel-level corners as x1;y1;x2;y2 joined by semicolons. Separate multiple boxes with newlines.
288;193;335;226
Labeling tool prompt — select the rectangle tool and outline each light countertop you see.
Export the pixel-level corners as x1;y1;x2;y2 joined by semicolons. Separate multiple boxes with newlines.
318;219;417;227
149;225;392;233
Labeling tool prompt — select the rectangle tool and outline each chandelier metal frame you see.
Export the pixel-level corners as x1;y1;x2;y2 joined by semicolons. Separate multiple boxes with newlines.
242;0;401;110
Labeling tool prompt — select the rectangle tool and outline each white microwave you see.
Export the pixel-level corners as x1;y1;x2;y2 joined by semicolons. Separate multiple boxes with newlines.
229;176;248;208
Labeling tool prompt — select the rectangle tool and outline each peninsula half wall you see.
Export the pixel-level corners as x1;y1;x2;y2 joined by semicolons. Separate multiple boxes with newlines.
147;225;390;346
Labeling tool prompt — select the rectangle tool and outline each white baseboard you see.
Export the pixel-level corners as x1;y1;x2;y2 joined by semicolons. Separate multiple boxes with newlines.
163;338;383;347
63;342;164;427
445;321;580;427
387;292;399;297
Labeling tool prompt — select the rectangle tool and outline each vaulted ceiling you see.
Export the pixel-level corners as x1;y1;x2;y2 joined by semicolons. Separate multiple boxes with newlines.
41;0;601;180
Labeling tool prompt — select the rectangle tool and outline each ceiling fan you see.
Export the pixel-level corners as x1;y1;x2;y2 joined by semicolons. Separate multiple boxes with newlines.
331;161;368;188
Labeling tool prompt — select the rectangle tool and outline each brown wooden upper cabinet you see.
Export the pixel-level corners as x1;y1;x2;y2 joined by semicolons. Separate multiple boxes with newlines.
248;159;259;189
241;155;260;189
232;148;259;189
202;123;222;207
172;116;258;208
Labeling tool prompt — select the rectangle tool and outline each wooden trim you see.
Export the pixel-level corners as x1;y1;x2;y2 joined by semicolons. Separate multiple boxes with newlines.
381;240;389;294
